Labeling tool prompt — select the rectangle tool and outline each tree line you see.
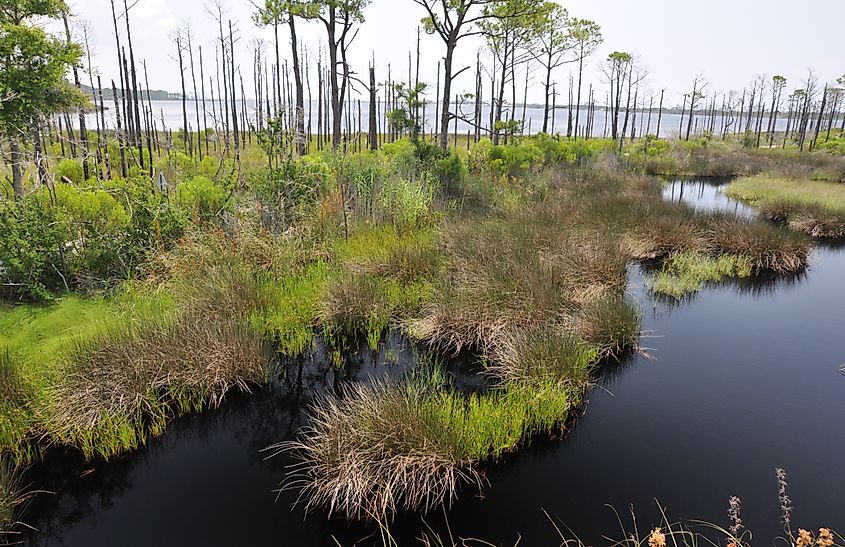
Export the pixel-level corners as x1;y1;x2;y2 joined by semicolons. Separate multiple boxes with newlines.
2;0;845;199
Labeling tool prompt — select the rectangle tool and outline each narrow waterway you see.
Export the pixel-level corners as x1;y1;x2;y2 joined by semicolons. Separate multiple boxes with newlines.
22;179;845;545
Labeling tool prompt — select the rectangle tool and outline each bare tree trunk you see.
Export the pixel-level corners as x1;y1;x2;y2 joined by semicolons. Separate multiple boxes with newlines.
112;80;128;177
289;15;306;155
63;11;89;181
656;90;664;138
176;36;190;155
368;64;378;150
229;20;240;160
10;139;23;198
187;30;203;160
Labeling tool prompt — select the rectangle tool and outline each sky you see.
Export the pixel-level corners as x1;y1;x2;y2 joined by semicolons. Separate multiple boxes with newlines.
58;0;845;108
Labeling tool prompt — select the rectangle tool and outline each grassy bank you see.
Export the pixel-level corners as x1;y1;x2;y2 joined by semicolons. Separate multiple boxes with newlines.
626;137;845;180
0;133;820;528
280;160;810;521
726;175;845;238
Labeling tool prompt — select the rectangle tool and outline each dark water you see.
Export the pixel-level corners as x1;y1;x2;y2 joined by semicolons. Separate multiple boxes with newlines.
22;180;845;545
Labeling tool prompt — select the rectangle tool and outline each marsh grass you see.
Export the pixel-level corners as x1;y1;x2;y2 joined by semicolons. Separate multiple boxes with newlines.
47;310;268;458
320;273;392;351
0;455;27;542
706;214;809;272
726;175;845;238
629;139;845;181
276;369;576;522
650;252;753;299
489;330;598;387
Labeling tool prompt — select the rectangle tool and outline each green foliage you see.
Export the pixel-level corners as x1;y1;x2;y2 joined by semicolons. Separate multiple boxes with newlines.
386;82;427;143
0;198;64;300
377;176;435;232
650;252;753;299
469;135;615;178
0;175;185;300
0;2;85;140
53;159;85;184
175;175;227;223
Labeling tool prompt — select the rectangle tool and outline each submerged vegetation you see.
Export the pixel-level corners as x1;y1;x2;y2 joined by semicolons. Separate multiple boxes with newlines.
726;175;845;238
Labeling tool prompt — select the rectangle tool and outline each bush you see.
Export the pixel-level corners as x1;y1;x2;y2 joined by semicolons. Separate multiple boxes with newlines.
175;175;227;223
54;159;85;184
0;199;65;300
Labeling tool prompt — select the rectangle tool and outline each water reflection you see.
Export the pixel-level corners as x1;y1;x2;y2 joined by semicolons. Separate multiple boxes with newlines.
20;182;845;546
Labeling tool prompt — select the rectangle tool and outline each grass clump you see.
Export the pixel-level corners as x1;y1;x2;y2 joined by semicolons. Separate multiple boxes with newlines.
706;213;809;273
46;311;268;459
577;294;642;358
277;369;577;521
319;273;392;350
0;456;23;541
489;329;598;387
726;175;845;238
651;252;753;299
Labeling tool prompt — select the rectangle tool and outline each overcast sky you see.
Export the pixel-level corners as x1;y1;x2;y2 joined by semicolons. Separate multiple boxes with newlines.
61;0;844;107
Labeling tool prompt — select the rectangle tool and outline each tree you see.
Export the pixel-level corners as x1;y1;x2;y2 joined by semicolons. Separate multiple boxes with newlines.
299;0;370;150
0;0;84;198
479;0;547;144
567;18;602;139
253;0;312;155
412;0;502;150
685;74;706;141
602;51;632;143
527;2;574;134
387;82;427;144
766;75;786;146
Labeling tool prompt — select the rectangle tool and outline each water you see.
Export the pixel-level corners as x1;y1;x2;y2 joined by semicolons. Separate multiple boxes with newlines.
73;99;793;140
21;180;845;545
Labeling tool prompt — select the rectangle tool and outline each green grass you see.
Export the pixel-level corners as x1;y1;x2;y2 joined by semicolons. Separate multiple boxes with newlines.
0;295;172;461
254;261;331;356
726;175;845;238
650;252;754;299
279;368;578;521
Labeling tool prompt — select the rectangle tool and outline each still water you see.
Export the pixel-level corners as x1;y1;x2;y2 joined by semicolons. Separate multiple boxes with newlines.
22;180;845;545
73;99;793;141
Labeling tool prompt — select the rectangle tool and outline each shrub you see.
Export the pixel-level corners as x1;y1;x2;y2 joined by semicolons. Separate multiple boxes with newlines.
54;159;85;184
0;199;64;300
175;175;227;223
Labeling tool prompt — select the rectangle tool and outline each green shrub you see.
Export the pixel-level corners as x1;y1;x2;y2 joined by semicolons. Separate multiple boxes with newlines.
175;175;227;223
0;199;64;300
54;159;85;184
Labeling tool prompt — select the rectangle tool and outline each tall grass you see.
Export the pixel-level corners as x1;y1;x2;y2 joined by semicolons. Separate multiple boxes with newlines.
0;455;25;542
726;175;845;238
275;369;577;522
46;311;268;458
651;252;753;299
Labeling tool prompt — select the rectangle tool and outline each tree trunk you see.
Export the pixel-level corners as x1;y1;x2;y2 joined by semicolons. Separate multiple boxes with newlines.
289;16;306;155
63;11;89;180
10;139;23;198
439;39;455;150
368;65;378;151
